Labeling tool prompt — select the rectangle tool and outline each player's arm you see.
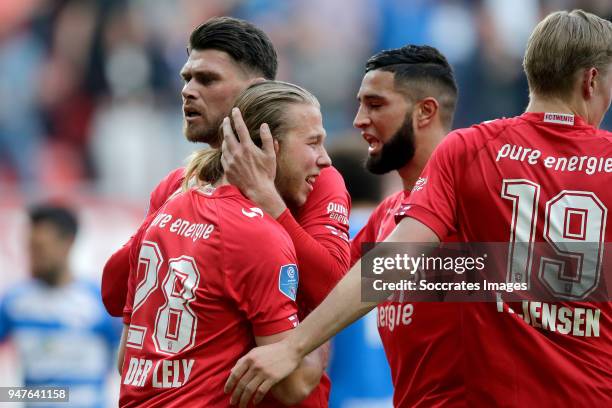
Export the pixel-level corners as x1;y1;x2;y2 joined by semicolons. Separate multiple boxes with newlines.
226;217;439;405
221;109;351;306
102;243;132;317
230;331;328;407
283;166;351;307
117;324;128;373
102;215;152;317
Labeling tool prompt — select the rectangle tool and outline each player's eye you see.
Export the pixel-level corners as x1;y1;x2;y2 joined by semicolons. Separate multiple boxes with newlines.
195;74;216;86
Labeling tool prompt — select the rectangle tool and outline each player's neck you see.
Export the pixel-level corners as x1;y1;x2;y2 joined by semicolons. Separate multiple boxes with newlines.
212;175;231;188
398;127;447;191
398;163;422;191
525;95;584;118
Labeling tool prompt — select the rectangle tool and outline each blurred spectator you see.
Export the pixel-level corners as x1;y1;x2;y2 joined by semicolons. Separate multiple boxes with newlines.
373;0;433;50
452;0;536;128
0;24;45;193
1;0;611;199
0;204;121;408
37;0;97;186
233;0;376;133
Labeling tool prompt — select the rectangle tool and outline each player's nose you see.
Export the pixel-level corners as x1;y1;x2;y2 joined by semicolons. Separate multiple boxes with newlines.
317;147;332;168
353;105;370;129
181;81;197;100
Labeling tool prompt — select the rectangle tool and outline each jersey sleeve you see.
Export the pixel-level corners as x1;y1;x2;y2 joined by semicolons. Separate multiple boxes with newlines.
103;212;158;318
146;168;185;216
102;169;184;317
280;166;350;310
401;131;469;239
222;219;299;337
101;242;131;317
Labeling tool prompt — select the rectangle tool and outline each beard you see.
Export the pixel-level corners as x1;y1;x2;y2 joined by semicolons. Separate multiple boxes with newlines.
365;115;416;174
183;115;223;146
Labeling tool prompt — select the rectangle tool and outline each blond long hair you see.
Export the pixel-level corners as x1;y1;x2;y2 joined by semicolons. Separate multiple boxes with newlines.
183;81;319;189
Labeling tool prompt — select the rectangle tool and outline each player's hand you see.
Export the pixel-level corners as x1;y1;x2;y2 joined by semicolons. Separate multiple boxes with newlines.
222;107;276;181
225;340;300;407
221;108;286;217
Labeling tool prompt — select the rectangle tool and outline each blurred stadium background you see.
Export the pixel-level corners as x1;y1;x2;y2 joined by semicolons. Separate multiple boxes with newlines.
0;0;610;406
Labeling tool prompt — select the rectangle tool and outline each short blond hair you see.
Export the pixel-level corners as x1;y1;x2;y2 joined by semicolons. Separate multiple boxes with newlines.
523;9;612;98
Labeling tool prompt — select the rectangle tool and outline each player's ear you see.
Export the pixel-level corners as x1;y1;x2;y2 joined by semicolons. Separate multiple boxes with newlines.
414;97;439;129
248;77;267;87
273;139;280;155
581;67;598;100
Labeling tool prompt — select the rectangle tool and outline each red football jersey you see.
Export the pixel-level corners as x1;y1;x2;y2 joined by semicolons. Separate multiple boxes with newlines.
103;166;349;318
404;112;612;406
146;167;186;215
120;184;302;407
351;191;463;407
107;167;347;405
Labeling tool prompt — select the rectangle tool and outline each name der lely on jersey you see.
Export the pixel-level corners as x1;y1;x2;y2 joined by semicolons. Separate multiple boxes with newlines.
496;143;612;176
123;357;195;389
149;212;214;243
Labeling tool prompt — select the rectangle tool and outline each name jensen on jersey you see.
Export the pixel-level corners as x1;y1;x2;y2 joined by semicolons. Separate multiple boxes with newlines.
498;300;600;338
150;213;214;243
123;357;194;388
